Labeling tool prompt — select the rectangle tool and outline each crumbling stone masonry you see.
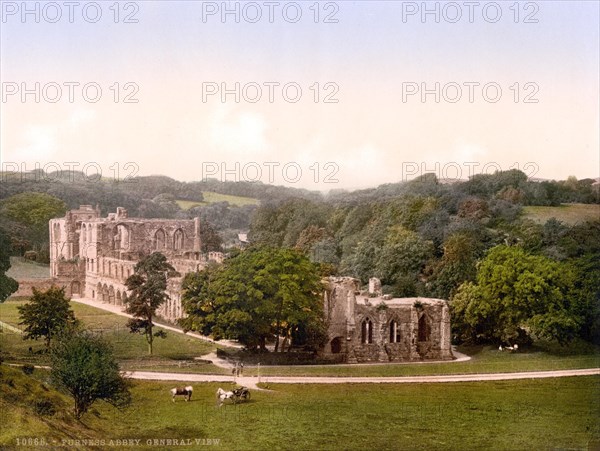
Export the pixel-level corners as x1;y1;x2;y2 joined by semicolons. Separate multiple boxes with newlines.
322;277;453;362
49;205;222;321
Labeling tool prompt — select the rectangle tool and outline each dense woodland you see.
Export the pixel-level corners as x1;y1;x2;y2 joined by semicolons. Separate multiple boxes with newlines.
1;169;598;345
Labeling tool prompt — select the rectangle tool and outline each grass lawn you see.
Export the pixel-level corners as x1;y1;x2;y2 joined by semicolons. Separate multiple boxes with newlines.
6;257;50;279
0;299;217;370
2;363;598;450
176;191;260;210
229;341;600;378
522;203;600;225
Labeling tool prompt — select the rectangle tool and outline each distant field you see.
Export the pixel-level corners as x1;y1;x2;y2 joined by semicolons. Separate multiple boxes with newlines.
523;203;599;225
6;257;50;279
176;191;260;209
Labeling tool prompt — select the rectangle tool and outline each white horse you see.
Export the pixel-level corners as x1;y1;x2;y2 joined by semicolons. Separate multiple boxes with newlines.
216;387;236;406
170;386;193;402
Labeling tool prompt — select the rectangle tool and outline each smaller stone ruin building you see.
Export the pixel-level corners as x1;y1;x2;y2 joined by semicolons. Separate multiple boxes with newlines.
322;277;453;362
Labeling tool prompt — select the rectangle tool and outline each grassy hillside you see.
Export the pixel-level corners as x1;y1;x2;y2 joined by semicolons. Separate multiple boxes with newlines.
0;299;219;372
0;365;101;449
176;191;260;209
523;203;600;225
6;257;50;279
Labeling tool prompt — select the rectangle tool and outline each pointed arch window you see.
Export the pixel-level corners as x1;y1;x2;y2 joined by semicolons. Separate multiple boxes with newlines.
361;318;373;344
173;229;184;251
389;320;401;343
418;315;430;342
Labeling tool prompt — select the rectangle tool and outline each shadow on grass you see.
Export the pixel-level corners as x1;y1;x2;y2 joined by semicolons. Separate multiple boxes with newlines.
530;339;600;357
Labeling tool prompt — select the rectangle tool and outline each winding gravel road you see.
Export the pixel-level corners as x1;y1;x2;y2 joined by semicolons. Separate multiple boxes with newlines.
127;368;600;389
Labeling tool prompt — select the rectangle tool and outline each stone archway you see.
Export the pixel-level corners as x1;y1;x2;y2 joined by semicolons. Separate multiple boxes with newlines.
108;286;115;304
102;284;109;303
71;281;81;297
418;314;430;342
330;337;343;354
154;229;166;250
116;290;122;306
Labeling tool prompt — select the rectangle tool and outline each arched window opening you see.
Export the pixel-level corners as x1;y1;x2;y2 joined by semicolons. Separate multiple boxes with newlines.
418;315;430;342
155;229;166;250
331;337;343;354
361;318;373;344
389;320;401;343
173;229;184;251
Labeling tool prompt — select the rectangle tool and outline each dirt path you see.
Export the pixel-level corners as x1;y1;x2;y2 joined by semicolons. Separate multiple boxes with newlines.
0;320;22;334
127;368;600;390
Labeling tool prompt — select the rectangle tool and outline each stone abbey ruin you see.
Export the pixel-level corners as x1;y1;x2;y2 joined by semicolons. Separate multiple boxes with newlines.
323;277;453;362
49;205;222;321
49;206;452;362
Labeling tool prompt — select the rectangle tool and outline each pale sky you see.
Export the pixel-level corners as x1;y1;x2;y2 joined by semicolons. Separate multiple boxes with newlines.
1;1;599;190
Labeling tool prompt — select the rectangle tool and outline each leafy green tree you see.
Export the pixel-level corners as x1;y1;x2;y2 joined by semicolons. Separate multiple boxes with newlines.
0;192;67;230
452;246;579;345
428;232;480;299
376;225;434;289
0;228;18;302
199;219;223;253
18;286;78;349
51;331;131;419
0;192;67;261
180;246;325;351
568;254;600;344
124;252;178;354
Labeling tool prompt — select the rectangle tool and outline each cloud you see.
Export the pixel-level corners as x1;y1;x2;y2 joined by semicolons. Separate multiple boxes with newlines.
14;124;58;160
207;106;270;157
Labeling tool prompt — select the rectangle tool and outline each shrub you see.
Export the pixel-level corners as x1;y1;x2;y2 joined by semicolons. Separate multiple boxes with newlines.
33;398;56;416
21;364;35;375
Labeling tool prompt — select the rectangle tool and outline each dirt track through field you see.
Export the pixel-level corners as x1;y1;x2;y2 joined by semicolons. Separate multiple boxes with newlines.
127;368;600;389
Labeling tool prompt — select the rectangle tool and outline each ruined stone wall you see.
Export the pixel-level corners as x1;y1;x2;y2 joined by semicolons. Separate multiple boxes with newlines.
322;277;360;356
322;277;453;363
49;206;209;322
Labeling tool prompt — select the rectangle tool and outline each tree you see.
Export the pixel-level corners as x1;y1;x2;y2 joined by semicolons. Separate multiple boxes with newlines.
0;228;18;302
451;246;579;345
180;246;326;351
123;252;178;354
199;219;223;254
0;192;67;262
51;331;131;419
18;286;78;349
568;254;600;344
428;232;480;299
375;225;434;290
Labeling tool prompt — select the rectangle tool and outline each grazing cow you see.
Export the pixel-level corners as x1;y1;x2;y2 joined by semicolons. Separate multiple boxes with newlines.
170;386;193;402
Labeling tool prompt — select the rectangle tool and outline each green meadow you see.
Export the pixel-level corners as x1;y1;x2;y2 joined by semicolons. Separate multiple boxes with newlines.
522;203;600;225
1;364;598;451
176;191;260;210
